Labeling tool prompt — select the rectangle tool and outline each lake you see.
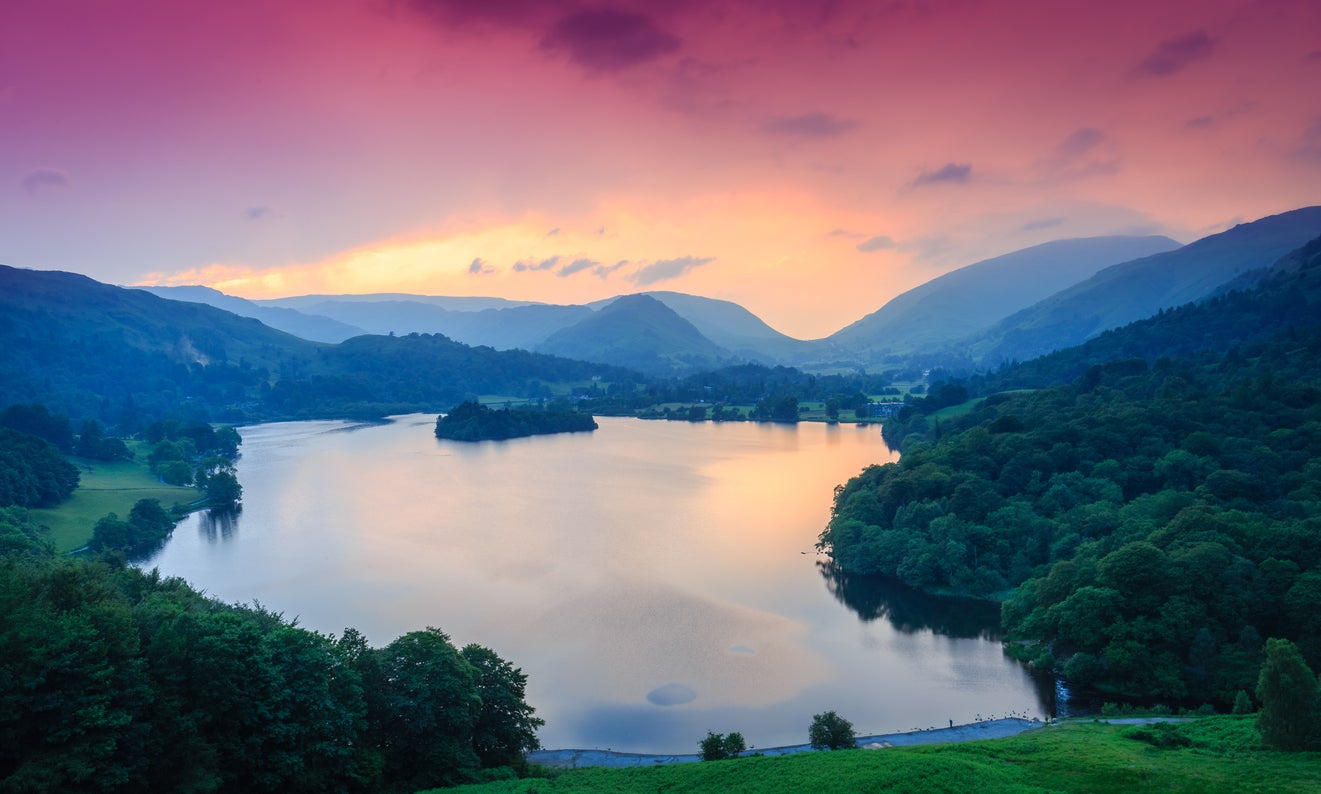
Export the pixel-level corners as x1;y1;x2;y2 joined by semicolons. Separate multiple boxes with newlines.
141;415;1052;752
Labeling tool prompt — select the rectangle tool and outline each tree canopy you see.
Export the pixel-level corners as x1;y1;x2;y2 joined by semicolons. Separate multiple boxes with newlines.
0;538;543;791
434;401;597;442
822;257;1321;706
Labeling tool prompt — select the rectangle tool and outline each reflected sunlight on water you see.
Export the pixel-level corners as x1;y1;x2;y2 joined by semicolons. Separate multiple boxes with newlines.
141;415;1050;752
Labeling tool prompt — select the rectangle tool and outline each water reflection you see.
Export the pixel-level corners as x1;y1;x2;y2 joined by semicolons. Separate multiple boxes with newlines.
143;416;1052;751
818;561;1002;639
198;506;241;543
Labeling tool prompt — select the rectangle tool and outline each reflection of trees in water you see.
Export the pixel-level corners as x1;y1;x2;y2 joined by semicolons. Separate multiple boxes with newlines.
199;506;241;544
817;561;1002;640
820;560;1061;717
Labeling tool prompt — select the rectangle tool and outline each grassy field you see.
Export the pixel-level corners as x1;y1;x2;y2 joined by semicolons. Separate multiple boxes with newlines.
438;717;1321;794
30;443;199;552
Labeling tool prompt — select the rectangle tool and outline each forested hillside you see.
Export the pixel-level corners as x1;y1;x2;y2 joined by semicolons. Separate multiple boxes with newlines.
820;236;1321;705
0;516;542;792
966;206;1321;365
0;266;638;425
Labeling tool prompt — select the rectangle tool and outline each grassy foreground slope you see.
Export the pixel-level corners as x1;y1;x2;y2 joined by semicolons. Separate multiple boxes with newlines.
439;718;1320;794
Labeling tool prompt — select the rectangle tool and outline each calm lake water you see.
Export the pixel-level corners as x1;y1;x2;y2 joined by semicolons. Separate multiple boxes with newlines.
141;415;1052;752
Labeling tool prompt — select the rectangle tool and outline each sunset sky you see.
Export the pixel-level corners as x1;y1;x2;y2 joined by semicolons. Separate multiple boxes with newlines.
4;0;1320;338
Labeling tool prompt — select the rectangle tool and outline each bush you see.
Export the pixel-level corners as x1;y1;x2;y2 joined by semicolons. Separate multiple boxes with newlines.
1124;722;1192;749
1232;690;1254;715
808;711;857;750
699;731;746;761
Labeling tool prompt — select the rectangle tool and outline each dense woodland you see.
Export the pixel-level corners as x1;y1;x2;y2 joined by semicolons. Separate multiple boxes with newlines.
822;240;1321;710
0;512;542;792
434;401;598;441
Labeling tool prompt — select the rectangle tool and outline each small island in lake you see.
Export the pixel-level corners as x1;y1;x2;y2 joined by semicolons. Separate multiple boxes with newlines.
434;401;599;441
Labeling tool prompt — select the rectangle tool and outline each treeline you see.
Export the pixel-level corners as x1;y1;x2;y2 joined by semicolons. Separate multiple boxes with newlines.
2;401;245;554
576;363;902;421
435;401;597;442
821;326;1321;705
0;517;543;792
0;428;79;508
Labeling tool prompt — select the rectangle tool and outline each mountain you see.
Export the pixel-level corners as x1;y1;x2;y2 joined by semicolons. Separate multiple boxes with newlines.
451;304;594;349
260;293;539;312
136;285;367;343
0;265;637;424
969;206;1321;364
826;235;1181;362
263;290;805;360
958;232;1321;395
281;299;592;349
596;291;815;363
536;294;730;376
0;265;319;421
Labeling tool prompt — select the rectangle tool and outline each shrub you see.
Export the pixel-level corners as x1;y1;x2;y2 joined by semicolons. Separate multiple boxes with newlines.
699;731;746;761
809;711;857;750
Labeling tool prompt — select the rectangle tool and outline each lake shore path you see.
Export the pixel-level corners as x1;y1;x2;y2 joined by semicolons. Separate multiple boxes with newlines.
527;716;1197;769
528;717;1045;769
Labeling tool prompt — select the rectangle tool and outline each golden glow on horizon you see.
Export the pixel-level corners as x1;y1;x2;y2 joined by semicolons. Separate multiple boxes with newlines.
137;189;916;339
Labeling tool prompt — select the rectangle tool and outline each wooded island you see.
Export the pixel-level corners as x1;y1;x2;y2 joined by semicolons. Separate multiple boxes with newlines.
434;401;598;442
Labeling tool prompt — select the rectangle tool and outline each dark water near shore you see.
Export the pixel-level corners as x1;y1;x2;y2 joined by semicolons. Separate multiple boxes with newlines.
141;415;1051;752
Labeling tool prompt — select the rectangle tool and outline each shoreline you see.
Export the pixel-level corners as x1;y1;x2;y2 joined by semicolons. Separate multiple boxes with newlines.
527;717;1045;769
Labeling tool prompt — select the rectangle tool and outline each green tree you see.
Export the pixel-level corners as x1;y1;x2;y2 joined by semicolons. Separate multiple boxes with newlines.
808;711;857;750
698;731;746;761
1232;690;1254;715
1256;637;1320;750
205;470;243;508
459;643;543;769
372;628;482;790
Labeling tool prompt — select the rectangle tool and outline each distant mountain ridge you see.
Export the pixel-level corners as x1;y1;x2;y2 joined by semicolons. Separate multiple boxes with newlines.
106;206;1321;377
0;265;635;423
826;235;1181;361
136;285;368;343
967;206;1321;364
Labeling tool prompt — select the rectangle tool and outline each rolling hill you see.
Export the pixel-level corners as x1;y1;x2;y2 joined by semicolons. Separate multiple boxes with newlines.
137;285;367;343
826;235;1181;362
536;294;731;376
611;291;814;363
0;265;637;424
967;206;1321;364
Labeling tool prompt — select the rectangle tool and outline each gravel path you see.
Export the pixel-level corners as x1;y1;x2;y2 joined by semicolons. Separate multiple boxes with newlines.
526;717;1046;769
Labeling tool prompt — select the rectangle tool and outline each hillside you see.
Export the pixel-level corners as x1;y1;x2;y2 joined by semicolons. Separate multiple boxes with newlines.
537;294;731;376
0;265;638;424
596;291;815;363
137;285;367;343
963;233;1321;393
442;717;1320;794
824;234;1321;704
0;265;320;421
828;235;1180;362
968;206;1321;364
260;293;539;312
289;299;593;350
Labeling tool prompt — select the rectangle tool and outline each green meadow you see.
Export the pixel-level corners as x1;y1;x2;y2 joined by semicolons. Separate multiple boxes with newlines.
440;717;1321;794
30;442;198;552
